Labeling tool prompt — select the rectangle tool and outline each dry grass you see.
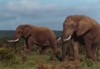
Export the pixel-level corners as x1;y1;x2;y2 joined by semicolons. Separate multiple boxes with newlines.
37;60;80;69
0;38;99;69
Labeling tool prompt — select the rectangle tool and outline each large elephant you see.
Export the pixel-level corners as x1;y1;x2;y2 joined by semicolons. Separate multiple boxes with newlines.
61;15;100;62
8;25;60;59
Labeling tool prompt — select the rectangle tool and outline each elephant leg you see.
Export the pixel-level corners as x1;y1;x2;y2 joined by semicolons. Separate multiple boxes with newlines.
84;39;93;59
91;44;97;60
28;41;33;52
23;40;29;54
40;47;47;55
71;40;79;63
25;39;33;53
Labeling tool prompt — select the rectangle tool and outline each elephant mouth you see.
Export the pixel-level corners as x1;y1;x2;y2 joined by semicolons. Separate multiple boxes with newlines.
7;38;20;43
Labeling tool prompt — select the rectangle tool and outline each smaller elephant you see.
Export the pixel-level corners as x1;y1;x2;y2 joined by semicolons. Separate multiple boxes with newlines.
8;25;60;59
61;15;100;62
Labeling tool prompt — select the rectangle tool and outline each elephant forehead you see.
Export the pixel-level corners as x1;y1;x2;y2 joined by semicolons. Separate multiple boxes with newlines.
64;20;75;26
16;29;23;33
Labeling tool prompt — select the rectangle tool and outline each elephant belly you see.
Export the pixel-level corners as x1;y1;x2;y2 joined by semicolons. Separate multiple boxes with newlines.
35;38;50;46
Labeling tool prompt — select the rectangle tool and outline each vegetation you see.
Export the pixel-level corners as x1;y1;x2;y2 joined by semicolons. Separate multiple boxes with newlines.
0;30;61;38
0;30;14;38
0;31;99;69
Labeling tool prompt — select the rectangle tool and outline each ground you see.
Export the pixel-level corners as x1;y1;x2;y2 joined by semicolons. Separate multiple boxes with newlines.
0;54;100;69
0;39;100;69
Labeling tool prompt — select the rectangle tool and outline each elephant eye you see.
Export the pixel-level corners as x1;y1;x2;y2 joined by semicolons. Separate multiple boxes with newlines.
71;24;74;27
71;24;76;28
17;31;21;34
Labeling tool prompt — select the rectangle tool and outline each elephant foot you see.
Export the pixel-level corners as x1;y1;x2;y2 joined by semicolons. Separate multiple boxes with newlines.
73;56;79;64
92;57;97;61
55;55;69;62
62;55;69;62
24;49;33;55
56;55;62;61
86;55;97;61
73;59;79;64
40;50;45;55
86;55;92;59
97;58;100;61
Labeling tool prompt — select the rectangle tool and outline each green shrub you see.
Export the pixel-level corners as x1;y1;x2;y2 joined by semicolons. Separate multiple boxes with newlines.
0;48;16;64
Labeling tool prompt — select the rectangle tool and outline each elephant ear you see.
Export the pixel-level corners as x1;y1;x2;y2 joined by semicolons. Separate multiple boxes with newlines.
77;20;91;36
24;27;31;38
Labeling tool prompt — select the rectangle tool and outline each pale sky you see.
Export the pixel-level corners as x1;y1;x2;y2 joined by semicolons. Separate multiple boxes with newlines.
0;0;100;30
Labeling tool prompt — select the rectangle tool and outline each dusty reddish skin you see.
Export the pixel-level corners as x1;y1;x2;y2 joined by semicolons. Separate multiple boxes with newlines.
13;25;59;55
62;15;100;62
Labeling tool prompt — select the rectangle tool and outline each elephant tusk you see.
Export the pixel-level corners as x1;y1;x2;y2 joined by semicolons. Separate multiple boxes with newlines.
63;35;71;42
57;37;61;41
7;38;19;43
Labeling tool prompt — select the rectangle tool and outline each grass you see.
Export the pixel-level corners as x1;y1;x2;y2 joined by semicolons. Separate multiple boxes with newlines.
0;54;100;69
0;38;100;69
80;60;100;69
0;54;53;69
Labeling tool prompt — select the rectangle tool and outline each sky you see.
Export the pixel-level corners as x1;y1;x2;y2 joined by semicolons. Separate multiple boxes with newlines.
0;0;100;30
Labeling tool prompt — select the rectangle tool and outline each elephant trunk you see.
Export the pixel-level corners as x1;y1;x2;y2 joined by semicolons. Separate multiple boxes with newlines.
62;40;72;61
62;42;68;61
59;35;71;61
56;37;70;61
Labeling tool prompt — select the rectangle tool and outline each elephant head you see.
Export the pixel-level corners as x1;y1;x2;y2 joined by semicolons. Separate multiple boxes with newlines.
8;25;32;42
62;15;92;41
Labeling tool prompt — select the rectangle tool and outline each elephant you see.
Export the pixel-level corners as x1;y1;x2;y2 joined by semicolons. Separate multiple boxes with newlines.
60;15;100;62
8;24;60;59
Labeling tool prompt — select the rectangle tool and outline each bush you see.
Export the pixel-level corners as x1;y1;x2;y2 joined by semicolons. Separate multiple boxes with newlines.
0;48;16;64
